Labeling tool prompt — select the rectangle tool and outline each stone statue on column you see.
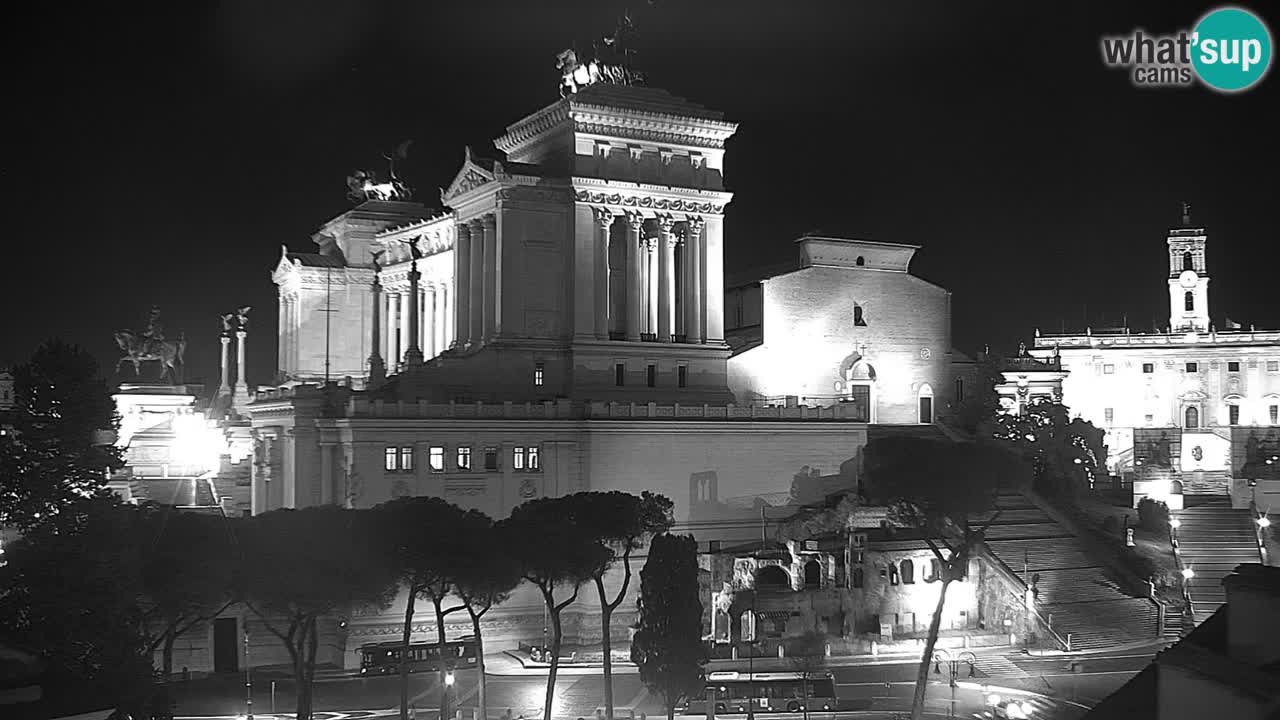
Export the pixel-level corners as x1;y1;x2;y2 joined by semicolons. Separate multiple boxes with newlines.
217;313;234;399
401;238;425;367
368;251;387;387
233;306;251;410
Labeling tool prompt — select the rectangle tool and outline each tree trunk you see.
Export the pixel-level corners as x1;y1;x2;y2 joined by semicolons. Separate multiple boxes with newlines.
402;587;418;720
543;600;564;720
596;577;615;720
910;579;952;720
304;616;319;720
292;624;310;720
665;679;675;720
470;608;488;720
434;598;451;720
162;629;176;680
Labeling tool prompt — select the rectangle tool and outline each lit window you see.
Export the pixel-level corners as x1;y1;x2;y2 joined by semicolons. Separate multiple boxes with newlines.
1142;363;1154;373
615;363;625;386
1229;405;1240;426
514;446;525;470
484;446;498;471
1186;362;1198;373
646;364;656;388
1145;414;1154;424
385;447;398;472
853;304;867;327
528;445;540;471
888;567;899;586
1104;408;1114;424
456;446;472;471
399;447;413;472
678;365;688;389
534;362;544;386
1227;361;1240;373
1270;405;1278;424
1103;364;1115;374
429;446;445;472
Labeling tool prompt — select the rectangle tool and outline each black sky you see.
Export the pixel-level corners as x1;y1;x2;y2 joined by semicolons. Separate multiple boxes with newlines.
3;1;1277;389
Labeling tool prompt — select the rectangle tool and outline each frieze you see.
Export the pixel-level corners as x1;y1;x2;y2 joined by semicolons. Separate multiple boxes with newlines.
496;187;574;204
573;121;730;150
574;190;724;215
445;484;488;497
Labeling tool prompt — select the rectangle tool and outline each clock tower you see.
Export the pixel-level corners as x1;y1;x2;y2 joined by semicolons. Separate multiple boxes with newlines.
1167;203;1210;333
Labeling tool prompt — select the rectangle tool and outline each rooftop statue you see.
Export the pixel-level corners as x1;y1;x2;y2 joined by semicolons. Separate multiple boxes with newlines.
557;11;646;96
116;306;186;383
346;140;414;204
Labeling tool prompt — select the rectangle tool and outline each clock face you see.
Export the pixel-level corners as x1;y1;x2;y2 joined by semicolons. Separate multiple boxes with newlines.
920;347;932;360
1179;270;1198;288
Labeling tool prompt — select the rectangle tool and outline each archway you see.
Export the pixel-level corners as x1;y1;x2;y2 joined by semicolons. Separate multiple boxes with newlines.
803;560;821;588
1185;405;1200;429
917;383;934;424
756;565;790;590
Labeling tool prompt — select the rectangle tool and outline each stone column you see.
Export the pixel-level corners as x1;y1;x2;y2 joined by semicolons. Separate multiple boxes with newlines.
423;285;436;358
218;334;232;397
625;213;643;342
234;329;249;404
482;214;498;340
404;262;423;367
368;277;385;386
439;283;450;351
276;294;286;377
593;208;613;339
646;238;659;337
658;216;677;343
469;218;485;346
454;223;472;346
396;292;411;370
703;215;725;343
382;290;394;370
686;217;705;343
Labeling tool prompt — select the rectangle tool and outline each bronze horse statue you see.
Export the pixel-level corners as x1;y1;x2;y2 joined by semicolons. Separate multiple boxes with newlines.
115;330;186;383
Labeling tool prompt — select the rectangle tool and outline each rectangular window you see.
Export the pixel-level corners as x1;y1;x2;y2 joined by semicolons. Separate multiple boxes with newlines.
385;447;398;472
954;378;964;402
1104;408;1114;424
1103;364;1115;374
678;365;688;389
1228;361;1241;372
528;445;540;471
514;446;525;470
399;447;414;472
1145;414;1154;425
484;446;498;471
615;362;625;386
1269;361;1280;373
456;446;472;471
646;364;656;388
1142;363;1154;373
1271;405;1278;425
1186;362;1198;373
429;446;445;472
1229;405;1240;426
534;362;544;386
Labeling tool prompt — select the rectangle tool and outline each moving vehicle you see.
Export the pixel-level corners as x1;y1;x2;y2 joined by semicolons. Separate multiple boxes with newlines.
681;671;838;714
359;635;479;675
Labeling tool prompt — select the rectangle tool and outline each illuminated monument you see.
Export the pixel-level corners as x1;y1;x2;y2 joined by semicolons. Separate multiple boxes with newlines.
1031;206;1280;509
238;30;970;671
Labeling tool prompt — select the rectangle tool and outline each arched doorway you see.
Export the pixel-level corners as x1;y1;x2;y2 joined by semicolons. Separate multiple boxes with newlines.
803;560;821;588
840;358;877;422
918;383;934;424
756;565;790;590
1185;405;1200;429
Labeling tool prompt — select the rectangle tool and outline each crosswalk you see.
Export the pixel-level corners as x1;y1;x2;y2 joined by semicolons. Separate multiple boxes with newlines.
970;655;1030;680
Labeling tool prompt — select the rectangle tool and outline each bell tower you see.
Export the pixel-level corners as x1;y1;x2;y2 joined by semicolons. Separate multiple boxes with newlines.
1167;203;1210;333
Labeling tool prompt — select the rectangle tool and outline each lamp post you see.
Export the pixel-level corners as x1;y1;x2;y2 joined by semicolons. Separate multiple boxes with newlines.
443;667;455;720
244;628;253;720
1170;517;1181;548
931;649;975;718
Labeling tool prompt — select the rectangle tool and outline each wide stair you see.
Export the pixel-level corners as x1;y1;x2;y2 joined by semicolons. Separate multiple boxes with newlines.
1175;497;1261;624
975;494;1160;651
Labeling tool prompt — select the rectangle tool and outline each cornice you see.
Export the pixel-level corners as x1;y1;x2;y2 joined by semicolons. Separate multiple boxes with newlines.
572;187;729;216
494;102;572;156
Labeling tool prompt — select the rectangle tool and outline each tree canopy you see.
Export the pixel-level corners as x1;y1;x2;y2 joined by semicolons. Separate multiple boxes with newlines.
992;398;1108;497
631;533;707;720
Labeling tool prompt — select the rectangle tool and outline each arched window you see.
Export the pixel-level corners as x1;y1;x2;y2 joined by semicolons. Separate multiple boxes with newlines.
853;304;867;327
1185;291;1194;312
1183;251;1194;271
918;384;935;424
900;559;915;584
852;567;864;589
856;256;865;267
1185;406;1200;429
924;558;940;582
803;560;822;588
756;565;789;590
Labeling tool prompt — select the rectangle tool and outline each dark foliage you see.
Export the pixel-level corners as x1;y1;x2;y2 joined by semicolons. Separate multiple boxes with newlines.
1137;498;1170;532
631;533;707;720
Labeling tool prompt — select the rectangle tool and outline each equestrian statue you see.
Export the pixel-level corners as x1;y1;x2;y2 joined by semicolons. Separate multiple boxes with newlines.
115;305;187;383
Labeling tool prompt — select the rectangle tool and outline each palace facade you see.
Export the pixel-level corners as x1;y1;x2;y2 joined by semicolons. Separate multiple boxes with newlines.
1028;213;1280;509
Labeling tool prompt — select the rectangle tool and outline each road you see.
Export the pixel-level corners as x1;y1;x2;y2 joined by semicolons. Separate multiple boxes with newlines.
169;646;1158;720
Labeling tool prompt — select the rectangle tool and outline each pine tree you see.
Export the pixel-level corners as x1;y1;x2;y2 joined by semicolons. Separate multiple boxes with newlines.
630;533;707;720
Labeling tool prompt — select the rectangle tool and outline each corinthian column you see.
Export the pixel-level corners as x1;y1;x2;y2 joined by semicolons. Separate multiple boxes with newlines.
423;284;436;358
234;329;249;404
454;223;472;346
625;213;643;342
218;333;231;397
686;217;705;344
593;208;614;339
482;213;498;339
645;238;658;338
657;215;677;343
368;275;385;386
404;260;423;367
469;218;485;346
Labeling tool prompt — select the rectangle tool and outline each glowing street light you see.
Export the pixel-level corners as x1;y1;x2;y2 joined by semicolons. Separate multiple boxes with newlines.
1170;518;1181;529
1182;567;1195;580
1258;516;1272;529
445;671;456;686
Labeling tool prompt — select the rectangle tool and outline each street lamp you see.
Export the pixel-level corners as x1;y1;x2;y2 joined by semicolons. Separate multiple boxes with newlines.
1182;567;1195;580
1259;516;1272;529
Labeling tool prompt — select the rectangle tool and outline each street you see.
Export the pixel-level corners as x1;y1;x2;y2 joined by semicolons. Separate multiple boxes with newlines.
168;645;1158;720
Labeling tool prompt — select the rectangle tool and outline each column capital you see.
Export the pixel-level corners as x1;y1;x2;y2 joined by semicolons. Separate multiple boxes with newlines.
686;215;706;234
467;217;485;230
593;206;616;230
481;213;497;229
456;222;472;239
625;211;645;231
236;330;247;339
657;214;678;235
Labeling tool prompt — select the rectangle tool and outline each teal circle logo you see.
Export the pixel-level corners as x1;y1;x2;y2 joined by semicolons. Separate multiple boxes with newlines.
1192;7;1272;92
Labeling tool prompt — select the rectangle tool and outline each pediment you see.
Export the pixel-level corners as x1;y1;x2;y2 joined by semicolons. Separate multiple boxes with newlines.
441;147;496;204
271;245;297;279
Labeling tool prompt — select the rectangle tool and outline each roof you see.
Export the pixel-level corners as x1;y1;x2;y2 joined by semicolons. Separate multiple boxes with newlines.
286;252;345;269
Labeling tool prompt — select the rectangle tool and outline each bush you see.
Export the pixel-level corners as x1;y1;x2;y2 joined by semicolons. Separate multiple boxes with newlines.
1137;498;1170;532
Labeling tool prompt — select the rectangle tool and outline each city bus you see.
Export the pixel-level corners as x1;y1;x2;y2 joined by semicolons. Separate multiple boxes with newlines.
681;671;839;715
358;636;479;675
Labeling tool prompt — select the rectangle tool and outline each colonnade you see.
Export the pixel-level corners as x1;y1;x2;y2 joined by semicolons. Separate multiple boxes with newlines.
380;280;453;371
595;210;707;343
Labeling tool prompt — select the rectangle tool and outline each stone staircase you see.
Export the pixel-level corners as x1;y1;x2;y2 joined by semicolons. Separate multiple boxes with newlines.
976;494;1160;651
1174;497;1261;623
1180;470;1233;496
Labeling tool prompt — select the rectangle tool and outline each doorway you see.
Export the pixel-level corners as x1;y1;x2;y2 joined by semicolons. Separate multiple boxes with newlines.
919;396;934;424
213;617;239;673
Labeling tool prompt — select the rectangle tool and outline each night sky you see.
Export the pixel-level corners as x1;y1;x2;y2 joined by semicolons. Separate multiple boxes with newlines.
3;1;1277;391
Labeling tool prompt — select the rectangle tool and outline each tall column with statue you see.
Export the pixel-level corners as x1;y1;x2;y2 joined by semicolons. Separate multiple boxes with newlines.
402;238;424;367
233;307;251;409
218;313;233;398
368;251;386;387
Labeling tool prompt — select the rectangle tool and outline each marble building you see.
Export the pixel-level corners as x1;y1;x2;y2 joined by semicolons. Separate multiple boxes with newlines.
1030;210;1280;508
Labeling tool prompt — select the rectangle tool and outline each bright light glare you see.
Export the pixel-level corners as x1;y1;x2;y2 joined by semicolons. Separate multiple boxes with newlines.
1182;567;1195;580
987;693;1001;706
1258;516;1271;528
1170;518;1181;529
445;672;455;686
